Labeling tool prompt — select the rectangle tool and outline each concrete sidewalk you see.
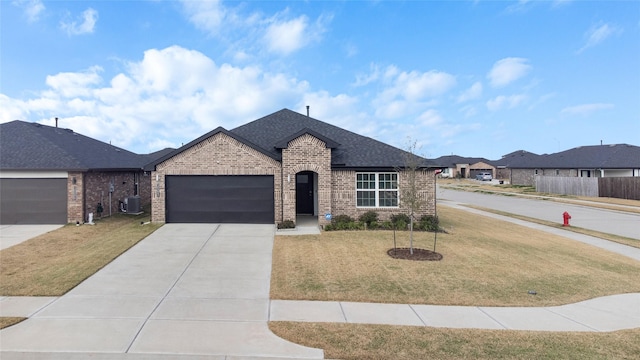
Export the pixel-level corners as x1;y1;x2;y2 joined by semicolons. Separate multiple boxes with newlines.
0;223;323;359
270;293;640;332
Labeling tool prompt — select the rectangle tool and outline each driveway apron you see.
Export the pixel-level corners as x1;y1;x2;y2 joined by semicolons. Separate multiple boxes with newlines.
0;223;324;359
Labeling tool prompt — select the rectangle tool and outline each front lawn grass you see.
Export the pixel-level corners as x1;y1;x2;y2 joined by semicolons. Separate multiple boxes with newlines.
269;322;640;360
0;214;161;296
271;205;640;306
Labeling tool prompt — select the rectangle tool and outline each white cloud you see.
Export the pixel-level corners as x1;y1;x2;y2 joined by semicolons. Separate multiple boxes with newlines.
381;68;457;102
264;16;309;55
12;0;45;23
180;1;329;57
0;46;318;152
486;94;527;111
263;12;330;56
418;109;443;127
45;66;103;98
487;58;531;88
560;103;614;116
353;63;381;87
577;23;622;54
371;66;455;119
60;8;98;36
457;81;483;103
459;105;477;118
180;0;234;36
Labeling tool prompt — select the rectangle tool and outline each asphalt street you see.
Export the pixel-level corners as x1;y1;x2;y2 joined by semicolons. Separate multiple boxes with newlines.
437;186;640;240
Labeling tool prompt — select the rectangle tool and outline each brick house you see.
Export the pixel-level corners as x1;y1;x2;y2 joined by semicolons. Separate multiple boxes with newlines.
494;144;640;186
0;120;170;224
145;109;440;227
432;155;496;180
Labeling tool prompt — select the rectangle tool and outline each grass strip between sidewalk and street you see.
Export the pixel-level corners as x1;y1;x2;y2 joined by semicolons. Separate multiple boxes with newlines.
271;205;640;307
0;317;26;329
269;322;640;360
464;204;640;249
0;213;161;297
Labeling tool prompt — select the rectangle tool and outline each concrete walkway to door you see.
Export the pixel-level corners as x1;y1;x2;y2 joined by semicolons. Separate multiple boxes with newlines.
0;224;324;359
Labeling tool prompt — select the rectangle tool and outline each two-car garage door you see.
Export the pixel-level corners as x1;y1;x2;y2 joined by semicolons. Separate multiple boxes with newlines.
165;175;274;224
0;178;67;224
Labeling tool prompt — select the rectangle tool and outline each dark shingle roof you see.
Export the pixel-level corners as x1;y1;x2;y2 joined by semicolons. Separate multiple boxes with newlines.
0;120;148;171
146;109;438;170
492;150;541;168
230;109;436;168
145;127;278;170
494;145;640;169
540;144;640;169
432;155;493;168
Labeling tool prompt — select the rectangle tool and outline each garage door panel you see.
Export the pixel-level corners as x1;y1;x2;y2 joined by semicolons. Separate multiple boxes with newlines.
166;175;274;224
0;178;67;224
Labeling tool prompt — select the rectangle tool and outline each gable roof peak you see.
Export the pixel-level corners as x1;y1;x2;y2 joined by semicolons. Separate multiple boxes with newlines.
274;127;340;149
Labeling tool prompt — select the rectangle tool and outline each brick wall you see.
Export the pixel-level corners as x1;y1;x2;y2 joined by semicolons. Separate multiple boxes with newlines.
152;132;282;223
67;172;84;223
84;171;150;219
511;169;536;186
331;169;436;222
281;134;332;226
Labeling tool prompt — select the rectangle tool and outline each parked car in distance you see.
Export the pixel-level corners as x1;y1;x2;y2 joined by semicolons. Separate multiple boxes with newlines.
475;172;492;181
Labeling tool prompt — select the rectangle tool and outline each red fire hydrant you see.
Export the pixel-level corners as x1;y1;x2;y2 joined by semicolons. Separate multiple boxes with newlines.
562;212;571;227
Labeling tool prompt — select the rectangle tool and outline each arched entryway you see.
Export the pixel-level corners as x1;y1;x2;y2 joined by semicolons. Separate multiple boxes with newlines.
295;171;317;216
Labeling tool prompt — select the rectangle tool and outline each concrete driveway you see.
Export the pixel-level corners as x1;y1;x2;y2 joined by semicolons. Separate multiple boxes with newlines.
0;223;324;359
438;187;640;240
0;224;63;250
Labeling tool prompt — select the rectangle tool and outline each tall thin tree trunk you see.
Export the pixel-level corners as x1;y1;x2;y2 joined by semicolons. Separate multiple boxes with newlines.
409;215;414;255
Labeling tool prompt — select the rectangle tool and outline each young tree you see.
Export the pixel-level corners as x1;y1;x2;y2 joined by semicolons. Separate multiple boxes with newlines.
396;139;426;255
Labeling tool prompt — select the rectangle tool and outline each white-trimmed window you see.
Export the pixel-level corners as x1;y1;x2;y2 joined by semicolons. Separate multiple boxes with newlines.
356;173;398;207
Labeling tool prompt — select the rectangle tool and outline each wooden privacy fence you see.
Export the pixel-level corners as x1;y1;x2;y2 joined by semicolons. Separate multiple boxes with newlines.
535;176;640;200
535;176;598;197
598;177;640;200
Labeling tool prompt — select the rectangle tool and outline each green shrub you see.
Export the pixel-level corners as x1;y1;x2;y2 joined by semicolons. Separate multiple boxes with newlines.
358;211;379;226
277;220;295;229
390;213;410;229
332;214;354;225
417;215;439;232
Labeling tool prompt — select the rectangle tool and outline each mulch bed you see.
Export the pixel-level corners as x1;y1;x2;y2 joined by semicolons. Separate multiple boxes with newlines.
387;248;443;261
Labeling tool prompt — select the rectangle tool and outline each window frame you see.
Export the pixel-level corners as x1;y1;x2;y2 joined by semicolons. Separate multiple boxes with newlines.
355;172;399;208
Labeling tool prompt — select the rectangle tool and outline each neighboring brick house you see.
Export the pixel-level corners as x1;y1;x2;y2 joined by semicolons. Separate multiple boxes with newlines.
0;120;169;224
494;144;640;186
432;155;496;179
145;109;440;227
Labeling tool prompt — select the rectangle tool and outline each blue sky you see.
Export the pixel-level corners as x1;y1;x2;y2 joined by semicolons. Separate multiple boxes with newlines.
1;0;639;159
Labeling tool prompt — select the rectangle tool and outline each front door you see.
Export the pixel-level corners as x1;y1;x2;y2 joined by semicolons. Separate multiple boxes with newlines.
296;171;314;215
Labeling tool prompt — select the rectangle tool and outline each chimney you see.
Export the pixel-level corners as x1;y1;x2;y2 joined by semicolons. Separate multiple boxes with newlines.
306;105;310;117
55;117;58;128
600;140;603;146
